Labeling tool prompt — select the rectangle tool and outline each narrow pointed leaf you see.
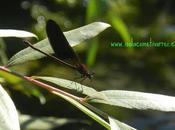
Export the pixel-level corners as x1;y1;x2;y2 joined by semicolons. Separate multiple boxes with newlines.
8;39;49;66
0;84;20;130
64;22;110;46
90;90;175;111
109;116;137;130
109;12;130;43
8;22;110;66
34;76;105;98
12;73;175;112
0;29;37;38
52;91;110;130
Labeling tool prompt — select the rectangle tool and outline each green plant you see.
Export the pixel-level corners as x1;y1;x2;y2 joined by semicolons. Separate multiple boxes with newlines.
1;21;175;130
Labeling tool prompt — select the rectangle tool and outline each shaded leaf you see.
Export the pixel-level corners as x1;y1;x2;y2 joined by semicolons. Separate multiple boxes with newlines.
109;116;136;130
0;39;8;65
86;39;99;66
0;29;37;38
90;90;175;111
20;114;89;130
8;22;110;66
86;0;108;66
109;12;130;43
0;84;20;130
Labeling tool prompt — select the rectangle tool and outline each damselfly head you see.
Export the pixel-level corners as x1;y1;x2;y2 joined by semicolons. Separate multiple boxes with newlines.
76;64;94;80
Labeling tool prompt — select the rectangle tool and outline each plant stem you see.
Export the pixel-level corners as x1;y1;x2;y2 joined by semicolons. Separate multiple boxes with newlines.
0;66;110;129
0;66;82;101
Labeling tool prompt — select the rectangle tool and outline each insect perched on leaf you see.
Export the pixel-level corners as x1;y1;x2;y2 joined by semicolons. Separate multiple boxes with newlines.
24;20;94;80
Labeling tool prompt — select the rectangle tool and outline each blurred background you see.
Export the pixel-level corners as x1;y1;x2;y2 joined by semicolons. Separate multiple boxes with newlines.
0;0;175;130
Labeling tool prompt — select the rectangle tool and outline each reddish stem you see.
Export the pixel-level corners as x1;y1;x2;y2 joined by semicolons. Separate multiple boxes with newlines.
0;66;82;101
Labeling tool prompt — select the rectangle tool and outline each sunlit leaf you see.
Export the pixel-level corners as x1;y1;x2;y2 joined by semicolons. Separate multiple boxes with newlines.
90;90;175;111
65;22;110;46
0;29;37;38
108;116;137;130
35;76;175;112
7;22;110;66
33;76;101;97
0;84;20;130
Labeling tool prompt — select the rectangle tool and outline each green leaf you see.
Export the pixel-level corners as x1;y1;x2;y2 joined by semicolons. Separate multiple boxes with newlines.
0;77;5;83
18;75;175;112
0;29;37;38
0;68;46;104
0;39;8;65
7;22;111;66
52;91;110;130
0;67;109;129
90;90;175;111
108;116;137;130
33;76;104;97
0;68;22;84
33;77;137;130
65;22;110;46
0;84;20;130
8;38;49;66
109;12;131;43
86;39;99;66
86;0;108;66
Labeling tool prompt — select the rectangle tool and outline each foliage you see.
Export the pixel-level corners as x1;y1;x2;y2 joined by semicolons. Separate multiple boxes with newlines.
0;0;175;130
